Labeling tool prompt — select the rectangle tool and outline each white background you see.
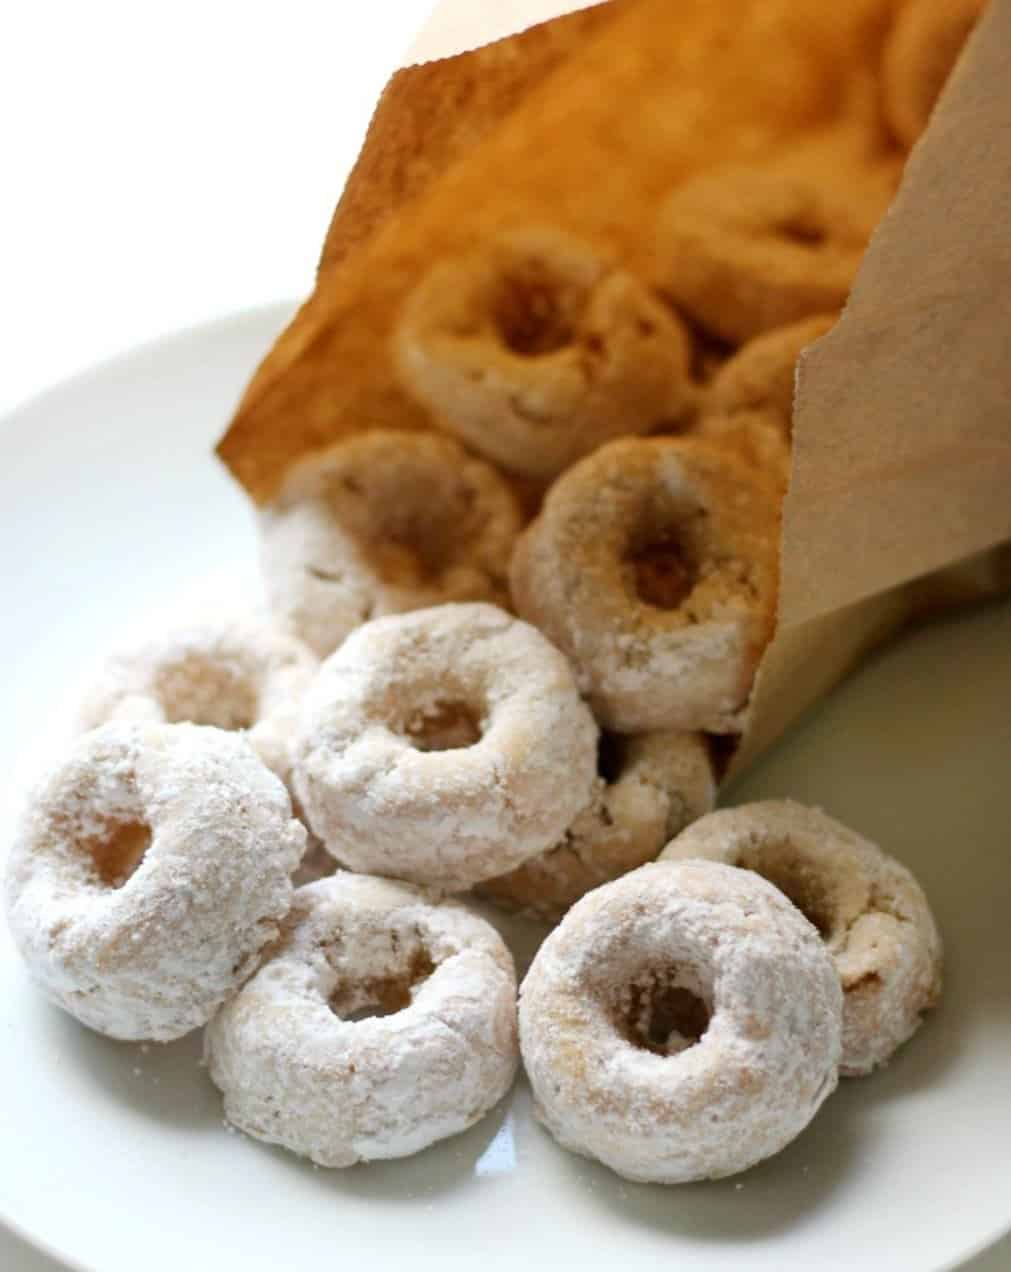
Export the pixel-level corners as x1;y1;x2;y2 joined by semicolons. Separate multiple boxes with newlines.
0;0;431;418
1;2;1009;1269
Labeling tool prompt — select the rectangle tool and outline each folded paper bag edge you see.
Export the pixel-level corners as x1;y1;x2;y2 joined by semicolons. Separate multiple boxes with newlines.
405;0;601;65
778;0;1011;631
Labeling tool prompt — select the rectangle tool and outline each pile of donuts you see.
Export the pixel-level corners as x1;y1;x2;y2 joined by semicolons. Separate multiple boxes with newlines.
4;0;973;1186
2;613;944;1183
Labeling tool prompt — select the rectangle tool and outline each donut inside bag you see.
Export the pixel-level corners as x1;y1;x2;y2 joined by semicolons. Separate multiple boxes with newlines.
217;0;1009;780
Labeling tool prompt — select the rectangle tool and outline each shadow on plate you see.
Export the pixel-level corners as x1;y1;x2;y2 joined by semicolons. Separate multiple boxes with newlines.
48;1006;220;1132
259;1088;515;1202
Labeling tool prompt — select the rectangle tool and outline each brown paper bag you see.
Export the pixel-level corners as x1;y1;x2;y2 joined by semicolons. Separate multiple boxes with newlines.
217;0;1011;776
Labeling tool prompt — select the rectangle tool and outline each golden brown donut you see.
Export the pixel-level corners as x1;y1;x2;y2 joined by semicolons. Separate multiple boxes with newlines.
394;229;693;480
510;436;780;734
881;0;988;149
654;165;867;344
696;313;837;484
259;429;522;657
478;731;715;921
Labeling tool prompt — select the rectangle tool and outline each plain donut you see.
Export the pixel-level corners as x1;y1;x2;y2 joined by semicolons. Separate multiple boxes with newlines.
653;165;867;344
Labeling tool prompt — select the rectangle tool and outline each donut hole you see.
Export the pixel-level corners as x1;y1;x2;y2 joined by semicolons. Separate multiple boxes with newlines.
402;699;484;753
368;513;458;587
491;264;580;357
737;842;835;938
88;819;152;889
154;660;260;731
614;968;712;1056
596;732;628;784
773;214;827;249
328;948;436;1022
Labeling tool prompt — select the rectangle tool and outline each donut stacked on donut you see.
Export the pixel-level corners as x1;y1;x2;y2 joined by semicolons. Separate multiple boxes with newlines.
510;437;780;735
293;602;599;892
660;801;943;1075
519;859;843;1182
259;430;523;657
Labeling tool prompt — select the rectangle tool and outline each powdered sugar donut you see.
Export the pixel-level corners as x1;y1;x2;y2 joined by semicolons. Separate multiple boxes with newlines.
510;437;780;734
294;603;598;891
654;166;867;343
395;228;693;480
479;731;715;921
660;801;943;1075
519;859;842;1183
881;0;987;149
4;722;305;1041
205;873;518;1166
259;430;522;657
77;618;318;789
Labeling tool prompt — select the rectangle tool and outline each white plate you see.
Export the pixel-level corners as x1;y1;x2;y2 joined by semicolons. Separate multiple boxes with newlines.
1;306;1009;1272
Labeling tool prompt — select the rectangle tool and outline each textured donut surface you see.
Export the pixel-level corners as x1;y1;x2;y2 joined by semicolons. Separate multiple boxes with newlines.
205;873;518;1166
77;617;318;789
510;437;780;734
519;859;842;1182
293;603;599;891
654;165;867;344
479;731;715;921
661;800;943;1074
4;722;305;1041
395;228;693;479
259;430;522;657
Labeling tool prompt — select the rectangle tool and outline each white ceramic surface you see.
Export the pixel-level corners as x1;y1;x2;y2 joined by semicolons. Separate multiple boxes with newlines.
1;307;1009;1272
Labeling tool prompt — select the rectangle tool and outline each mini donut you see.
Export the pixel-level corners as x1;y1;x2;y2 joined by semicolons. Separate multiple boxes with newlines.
653;166;868;344
695;409;793;490
519;859;842;1183
881;0;987;149
4;722;305;1041
77;617;318;789
259;430;523;657
510;437;780;734
479;731;715;921
394;228;694;480
293;602;599;891
707;313;838;425
695;314;837;485
205;873;518;1166
660;801;943;1075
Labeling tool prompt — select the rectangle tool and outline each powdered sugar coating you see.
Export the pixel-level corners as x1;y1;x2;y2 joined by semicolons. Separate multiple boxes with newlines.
205;873;518;1166
4;722;305;1041
479;731;715;921
259;429;522;657
395;229;693;480
660;801;943;1075
519;860;842;1183
293;603;599;891
77;617;318;791
510;437;780;734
